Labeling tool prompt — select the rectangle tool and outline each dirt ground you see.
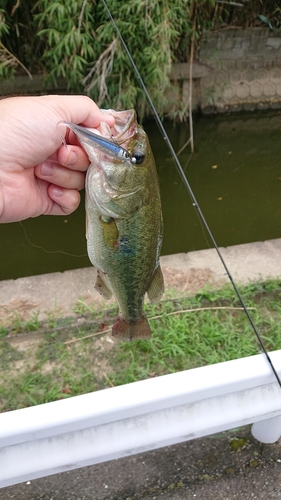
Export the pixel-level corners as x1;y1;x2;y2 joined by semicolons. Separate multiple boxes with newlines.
0;266;220;326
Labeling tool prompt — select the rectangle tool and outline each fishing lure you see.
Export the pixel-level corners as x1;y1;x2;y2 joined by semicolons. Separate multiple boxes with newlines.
59;122;137;164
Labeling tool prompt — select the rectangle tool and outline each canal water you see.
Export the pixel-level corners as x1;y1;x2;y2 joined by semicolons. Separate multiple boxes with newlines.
1;110;281;280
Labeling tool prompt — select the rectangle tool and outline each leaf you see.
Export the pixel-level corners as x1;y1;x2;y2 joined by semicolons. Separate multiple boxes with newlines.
259;15;273;30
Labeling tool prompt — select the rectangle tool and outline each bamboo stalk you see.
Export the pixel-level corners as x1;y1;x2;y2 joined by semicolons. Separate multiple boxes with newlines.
188;18;196;154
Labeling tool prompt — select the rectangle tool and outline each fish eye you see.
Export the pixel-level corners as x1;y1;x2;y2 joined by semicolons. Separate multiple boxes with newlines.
131;151;145;165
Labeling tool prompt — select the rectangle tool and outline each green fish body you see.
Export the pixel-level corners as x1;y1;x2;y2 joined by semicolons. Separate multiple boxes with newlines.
77;109;163;340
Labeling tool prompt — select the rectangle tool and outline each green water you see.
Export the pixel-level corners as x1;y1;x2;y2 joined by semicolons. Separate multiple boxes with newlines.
1;110;281;280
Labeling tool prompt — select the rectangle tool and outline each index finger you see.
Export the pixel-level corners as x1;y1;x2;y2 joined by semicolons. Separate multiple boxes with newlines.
51;95;115;128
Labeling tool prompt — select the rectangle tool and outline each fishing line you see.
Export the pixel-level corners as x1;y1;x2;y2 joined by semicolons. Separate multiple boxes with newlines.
101;0;281;387
183;152;212;250
19;222;87;258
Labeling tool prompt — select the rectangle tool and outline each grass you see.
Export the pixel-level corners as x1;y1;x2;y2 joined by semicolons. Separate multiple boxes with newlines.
1;279;281;412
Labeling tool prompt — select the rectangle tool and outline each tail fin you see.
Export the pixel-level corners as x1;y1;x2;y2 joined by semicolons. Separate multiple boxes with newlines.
112;316;151;341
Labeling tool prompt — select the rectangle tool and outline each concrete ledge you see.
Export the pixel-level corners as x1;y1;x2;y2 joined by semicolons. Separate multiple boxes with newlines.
171;62;211;79
0;239;281;321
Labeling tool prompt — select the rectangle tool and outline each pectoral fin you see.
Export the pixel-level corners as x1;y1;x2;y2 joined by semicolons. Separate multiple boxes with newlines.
94;271;112;300
147;265;164;303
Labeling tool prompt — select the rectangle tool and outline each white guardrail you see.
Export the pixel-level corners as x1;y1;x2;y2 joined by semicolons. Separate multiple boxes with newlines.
1;350;281;488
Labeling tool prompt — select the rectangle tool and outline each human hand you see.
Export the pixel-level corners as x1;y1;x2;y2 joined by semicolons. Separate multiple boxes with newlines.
0;95;115;223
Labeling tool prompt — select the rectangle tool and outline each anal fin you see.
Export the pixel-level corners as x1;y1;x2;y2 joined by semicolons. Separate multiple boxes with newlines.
147;265;164;303
94;271;112;300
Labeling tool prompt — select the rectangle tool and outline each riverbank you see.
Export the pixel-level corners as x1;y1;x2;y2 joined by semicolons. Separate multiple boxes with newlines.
1;238;281;324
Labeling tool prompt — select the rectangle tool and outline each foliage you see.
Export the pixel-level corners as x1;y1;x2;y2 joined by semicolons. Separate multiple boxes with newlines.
218;0;281;30
34;0;192;115
0;1;40;80
0;0;280;116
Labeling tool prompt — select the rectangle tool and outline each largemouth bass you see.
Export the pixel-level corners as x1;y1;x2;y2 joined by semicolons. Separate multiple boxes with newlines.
66;109;164;340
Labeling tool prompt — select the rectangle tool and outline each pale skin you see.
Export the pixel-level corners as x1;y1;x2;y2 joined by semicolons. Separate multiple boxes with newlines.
0;95;115;223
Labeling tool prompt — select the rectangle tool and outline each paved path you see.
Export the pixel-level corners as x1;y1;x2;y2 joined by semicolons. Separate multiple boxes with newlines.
1;428;281;499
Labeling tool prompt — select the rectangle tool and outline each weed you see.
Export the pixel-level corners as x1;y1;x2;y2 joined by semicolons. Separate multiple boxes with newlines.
0;326;8;339
74;298;96;316
1;279;281;412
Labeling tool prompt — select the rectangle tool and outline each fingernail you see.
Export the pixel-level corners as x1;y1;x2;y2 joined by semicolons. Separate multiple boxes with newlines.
67;151;77;165
52;186;63;197
41;162;53;176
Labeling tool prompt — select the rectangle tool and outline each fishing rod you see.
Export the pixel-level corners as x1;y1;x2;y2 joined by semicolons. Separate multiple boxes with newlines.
100;0;281;388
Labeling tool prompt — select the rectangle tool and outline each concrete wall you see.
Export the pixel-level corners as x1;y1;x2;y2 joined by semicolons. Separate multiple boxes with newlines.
199;28;281;113
170;28;281;114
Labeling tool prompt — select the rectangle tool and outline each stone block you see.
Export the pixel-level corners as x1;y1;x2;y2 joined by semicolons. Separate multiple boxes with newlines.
236;83;250;99
230;71;241;84
270;68;281;82
263;58;275;69
266;38;281;50
216;103;228;113
171;62;211;80
242;40;251;49
270;100;281;109
229;103;243;112
256;68;269;83
223;38;235;50
235;59;251;71
248;59;262;70
263;81;276;97
243;102;257;111
232;29;248;38
250;82;263;98
231;49;246;59
234;38;243;49
224;60;236;70
200;39;217;53
250;28;268;39
201;104;215;114
257;101;267;110
276;83;281;96
217;37;227;50
251;39;267;51
223;84;235;100
214;69;229;84
243;69;255;83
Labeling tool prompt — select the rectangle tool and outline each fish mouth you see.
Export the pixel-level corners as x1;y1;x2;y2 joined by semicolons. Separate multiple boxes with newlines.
86;109;143;218
100;109;137;146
